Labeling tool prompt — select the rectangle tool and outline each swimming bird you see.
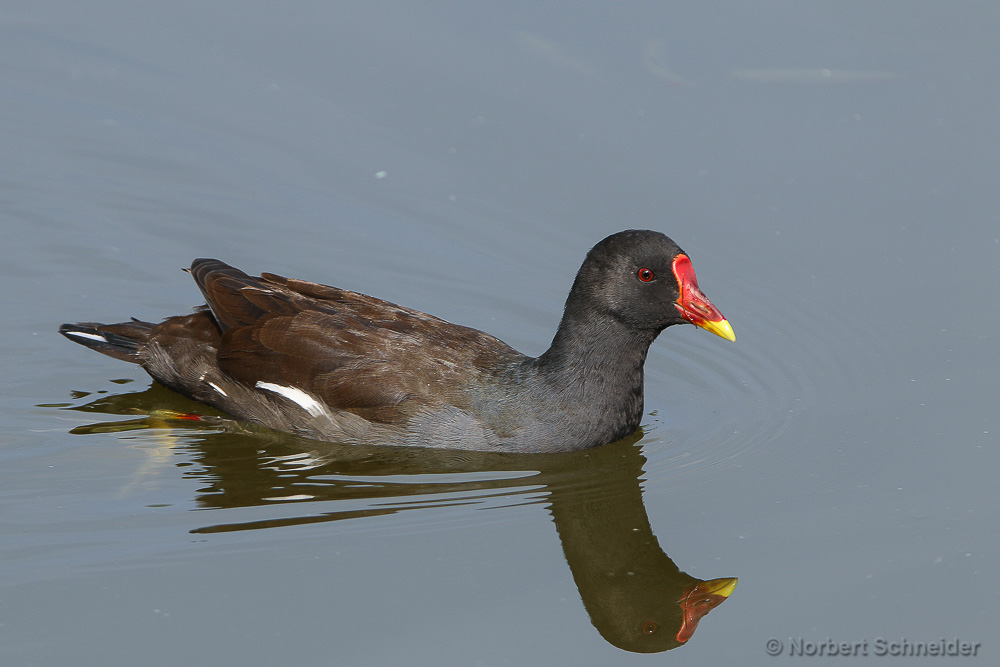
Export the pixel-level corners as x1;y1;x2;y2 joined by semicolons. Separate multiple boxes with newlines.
60;230;734;453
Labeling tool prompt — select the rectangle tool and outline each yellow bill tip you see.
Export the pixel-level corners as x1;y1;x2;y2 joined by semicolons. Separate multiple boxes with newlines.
700;577;738;598
697;317;736;342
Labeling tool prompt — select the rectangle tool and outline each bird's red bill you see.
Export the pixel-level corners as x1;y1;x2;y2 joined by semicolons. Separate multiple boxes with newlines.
672;254;736;341
676;577;738;643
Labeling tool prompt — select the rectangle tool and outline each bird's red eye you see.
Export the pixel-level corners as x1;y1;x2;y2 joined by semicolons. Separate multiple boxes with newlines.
637;268;654;282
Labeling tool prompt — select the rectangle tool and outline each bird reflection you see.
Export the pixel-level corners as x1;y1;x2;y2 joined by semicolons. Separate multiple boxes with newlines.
56;383;737;653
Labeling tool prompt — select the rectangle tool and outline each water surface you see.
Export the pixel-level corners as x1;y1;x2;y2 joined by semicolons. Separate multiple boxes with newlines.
2;2;997;665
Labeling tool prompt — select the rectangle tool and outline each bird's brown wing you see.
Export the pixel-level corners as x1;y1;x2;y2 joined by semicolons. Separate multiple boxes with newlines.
189;259;522;423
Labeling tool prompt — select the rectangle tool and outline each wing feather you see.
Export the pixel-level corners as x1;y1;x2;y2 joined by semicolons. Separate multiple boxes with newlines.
188;260;523;424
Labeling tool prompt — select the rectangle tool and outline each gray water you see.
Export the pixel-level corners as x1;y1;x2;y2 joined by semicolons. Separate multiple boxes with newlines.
3;2;997;665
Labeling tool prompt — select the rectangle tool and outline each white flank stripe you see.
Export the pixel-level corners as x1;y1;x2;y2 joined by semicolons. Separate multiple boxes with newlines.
255;381;326;417
207;381;228;397
65;330;107;342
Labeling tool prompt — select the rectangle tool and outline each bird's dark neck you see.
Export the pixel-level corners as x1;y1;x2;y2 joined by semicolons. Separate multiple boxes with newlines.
532;308;661;444
540;309;659;381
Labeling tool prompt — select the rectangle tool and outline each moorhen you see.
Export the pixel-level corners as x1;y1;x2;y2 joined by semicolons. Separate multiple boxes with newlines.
60;230;734;452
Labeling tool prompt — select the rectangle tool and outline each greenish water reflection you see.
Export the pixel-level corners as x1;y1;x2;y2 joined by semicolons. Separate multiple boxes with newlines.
57;384;738;653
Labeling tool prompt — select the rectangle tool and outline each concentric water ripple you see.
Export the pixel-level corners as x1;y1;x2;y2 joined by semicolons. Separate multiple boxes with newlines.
639;272;891;488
